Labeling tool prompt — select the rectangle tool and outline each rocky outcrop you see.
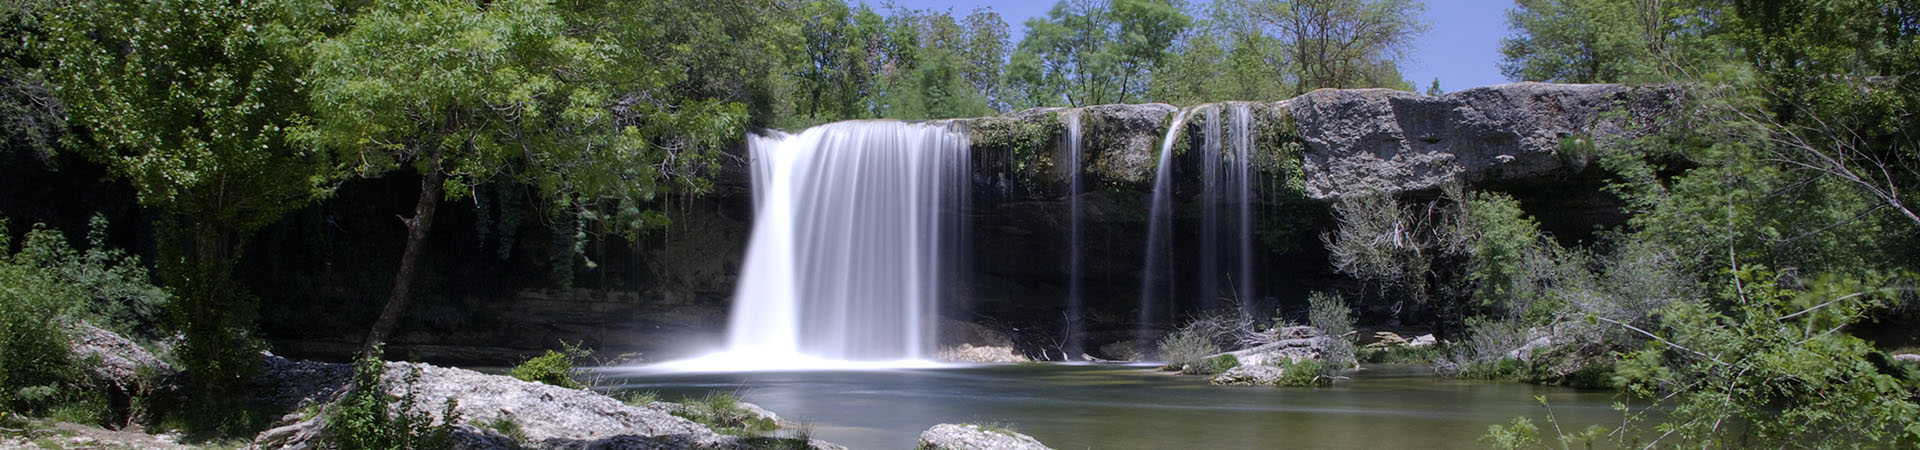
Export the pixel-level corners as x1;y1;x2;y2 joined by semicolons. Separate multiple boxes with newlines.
249;361;840;450
70;322;172;391
917;423;1052;450
1210;365;1290;386
1289;82;1681;198
1216;326;1329;367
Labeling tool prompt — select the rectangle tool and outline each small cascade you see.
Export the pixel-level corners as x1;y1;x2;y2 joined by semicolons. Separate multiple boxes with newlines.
1063;111;1086;360
1138;108;1192;352
1140;103;1264;351
665;120;971;371
1231;104;1257;319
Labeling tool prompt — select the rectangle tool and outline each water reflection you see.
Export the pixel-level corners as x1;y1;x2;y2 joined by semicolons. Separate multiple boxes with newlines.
597;363;1630;449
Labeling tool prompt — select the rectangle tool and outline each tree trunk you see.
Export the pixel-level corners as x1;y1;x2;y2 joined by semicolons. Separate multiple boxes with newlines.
362;155;446;357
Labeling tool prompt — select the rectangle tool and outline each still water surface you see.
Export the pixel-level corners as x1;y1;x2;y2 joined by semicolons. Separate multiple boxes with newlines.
602;363;1627;449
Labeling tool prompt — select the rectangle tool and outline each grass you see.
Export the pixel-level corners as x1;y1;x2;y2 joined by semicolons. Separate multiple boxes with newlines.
669;393;778;436
1358;344;1449;365
617;390;659;407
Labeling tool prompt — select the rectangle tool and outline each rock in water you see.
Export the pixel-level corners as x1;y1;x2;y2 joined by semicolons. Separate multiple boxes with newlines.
1211;365;1289;386
918;423;1052;450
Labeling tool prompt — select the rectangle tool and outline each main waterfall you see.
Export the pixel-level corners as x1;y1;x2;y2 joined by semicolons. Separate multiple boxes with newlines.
663;120;971;371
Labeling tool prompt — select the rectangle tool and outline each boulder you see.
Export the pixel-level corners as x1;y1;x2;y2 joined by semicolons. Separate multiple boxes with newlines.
1210;365;1289;386
69;323;172;391
1894;353;1920;363
1289;82;1681;198
1215;327;1329;367
917;423;1052;450
1408;334;1437;348
938;344;1030;363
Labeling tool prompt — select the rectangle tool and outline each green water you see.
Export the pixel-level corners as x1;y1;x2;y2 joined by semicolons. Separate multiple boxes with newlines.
602;363;1631;449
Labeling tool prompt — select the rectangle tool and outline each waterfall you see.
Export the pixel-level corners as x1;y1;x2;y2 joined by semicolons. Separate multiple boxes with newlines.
664;120;970;371
1138;108;1192;352
1064;111;1085;360
1231;104;1256;319
1139;104;1263;352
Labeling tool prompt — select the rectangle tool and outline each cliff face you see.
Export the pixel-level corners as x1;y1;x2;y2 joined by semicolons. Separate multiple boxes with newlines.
1290;83;1681;198
255;83;1681;364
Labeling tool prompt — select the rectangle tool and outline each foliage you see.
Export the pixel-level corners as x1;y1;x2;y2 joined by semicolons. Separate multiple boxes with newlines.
670;393;777;436
1203;354;1241;374
1155;328;1219;373
0;217;165;417
477;416;526;446
1007;0;1190;107
509;342;591;390
1321;192;1444;304
1269;358;1331;387
42;0;330;411
1357;343;1447;365
1610;270;1919;447
616;390;660;407
1243;0;1426;92
330;351;461;450
1306;292;1356;368
1500;0;1656;83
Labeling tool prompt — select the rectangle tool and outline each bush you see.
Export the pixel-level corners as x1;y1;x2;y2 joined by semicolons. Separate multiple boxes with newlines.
1307;292;1356;368
671;393;776;436
330;350;460;450
1155;328;1218;373
1271;359;1330;387
1203;354;1240;375
1;217;165;417
510;341;591;389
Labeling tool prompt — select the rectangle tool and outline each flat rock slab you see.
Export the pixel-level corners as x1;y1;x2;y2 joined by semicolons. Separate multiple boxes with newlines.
918;423;1052;450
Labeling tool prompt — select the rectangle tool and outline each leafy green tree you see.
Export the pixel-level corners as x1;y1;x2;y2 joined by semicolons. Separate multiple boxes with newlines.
302;0;752;353
1425;77;1442;96
0;0;59;162
1499;0;1653;83
1010;0;1188;107
42;0;337;411
1150;2;1293;104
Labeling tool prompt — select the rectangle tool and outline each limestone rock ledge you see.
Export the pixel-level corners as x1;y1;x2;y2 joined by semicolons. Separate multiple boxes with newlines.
249;360;843;450
917;423;1053;450
1290;82;1682;198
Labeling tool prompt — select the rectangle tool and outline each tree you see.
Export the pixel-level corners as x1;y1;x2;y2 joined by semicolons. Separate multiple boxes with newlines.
42;0;336;412
301;0;750;354
1425;77;1442;96
1245;0;1427;92
1498;0;1653;83
1009;0;1188;108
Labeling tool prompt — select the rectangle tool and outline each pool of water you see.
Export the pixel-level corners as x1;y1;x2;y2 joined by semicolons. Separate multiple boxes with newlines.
598;363;1632;449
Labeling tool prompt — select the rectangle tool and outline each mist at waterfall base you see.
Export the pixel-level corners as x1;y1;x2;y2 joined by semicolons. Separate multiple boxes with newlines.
655;120;970;372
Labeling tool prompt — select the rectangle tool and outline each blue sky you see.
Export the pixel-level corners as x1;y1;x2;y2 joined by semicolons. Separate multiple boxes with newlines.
878;0;1515;92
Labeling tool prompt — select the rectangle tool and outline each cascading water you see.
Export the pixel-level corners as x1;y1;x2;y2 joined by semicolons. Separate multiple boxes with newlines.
1231;104;1256;318
1139;104;1264;352
1137;108;1192;351
663;120;971;371
1064;111;1085;360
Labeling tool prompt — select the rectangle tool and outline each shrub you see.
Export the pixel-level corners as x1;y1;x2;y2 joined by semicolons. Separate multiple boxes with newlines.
671;393;776;436
510;341;591;389
1307;292;1356;368
1271;359;1330;387
1155;328;1218;373
1203;354;1241;375
1;217;164;417
330;350;460;450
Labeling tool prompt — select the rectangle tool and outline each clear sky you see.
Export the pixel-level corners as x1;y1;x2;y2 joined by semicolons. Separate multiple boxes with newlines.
875;0;1517;93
